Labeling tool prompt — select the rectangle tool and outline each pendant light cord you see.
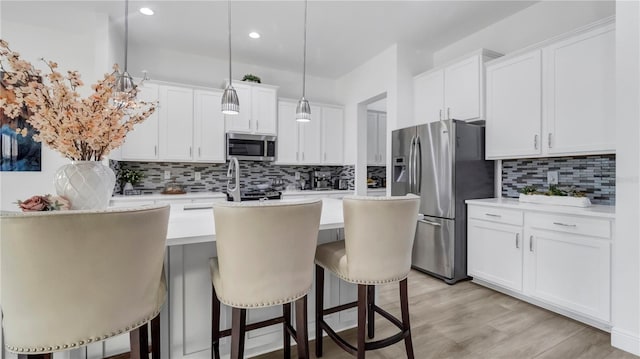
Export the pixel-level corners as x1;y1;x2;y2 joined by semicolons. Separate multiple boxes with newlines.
124;0;129;72
228;0;232;84
302;0;307;97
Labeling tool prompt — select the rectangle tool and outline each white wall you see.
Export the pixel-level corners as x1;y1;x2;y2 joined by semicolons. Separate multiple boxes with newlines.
432;1;615;66
0;16;110;211
127;44;340;105
612;0;640;355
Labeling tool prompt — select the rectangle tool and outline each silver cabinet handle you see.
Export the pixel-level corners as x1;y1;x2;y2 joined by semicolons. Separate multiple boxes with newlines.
447;107;451;120
324;153;327;161
296;152;299;161
516;233;520;249
553;222;577;227
534;134;538;149
418;219;441;227
485;213;502;218
256;120;258;130
198;147;201;157
548;133;553;148
302;152;305;161
154;145;157;156
529;235;534;252
439;109;442;121
189;147;192;157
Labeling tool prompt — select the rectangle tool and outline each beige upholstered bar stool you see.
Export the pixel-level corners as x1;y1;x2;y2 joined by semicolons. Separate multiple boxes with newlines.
0;205;170;359
315;195;420;359
210;199;322;359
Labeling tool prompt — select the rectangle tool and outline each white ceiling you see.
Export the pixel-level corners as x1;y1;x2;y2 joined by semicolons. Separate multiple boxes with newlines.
1;1;538;78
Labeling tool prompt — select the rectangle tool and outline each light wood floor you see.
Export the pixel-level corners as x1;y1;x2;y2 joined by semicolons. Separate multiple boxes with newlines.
256;270;638;359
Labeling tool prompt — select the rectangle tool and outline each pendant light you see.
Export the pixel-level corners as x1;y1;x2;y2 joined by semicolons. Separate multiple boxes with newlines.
114;0;135;99
296;0;311;122
221;0;239;115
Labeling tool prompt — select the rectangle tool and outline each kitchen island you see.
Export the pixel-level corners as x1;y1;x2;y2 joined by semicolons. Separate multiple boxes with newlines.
85;198;356;359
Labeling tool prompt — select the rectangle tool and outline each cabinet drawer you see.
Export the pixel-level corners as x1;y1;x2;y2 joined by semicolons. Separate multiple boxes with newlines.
526;213;611;239
467;205;523;226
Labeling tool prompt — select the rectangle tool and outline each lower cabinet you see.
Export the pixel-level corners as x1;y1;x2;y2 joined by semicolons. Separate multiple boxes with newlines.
467;203;613;326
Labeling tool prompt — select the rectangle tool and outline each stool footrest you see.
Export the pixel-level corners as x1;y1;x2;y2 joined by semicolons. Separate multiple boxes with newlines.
373;305;404;330
322;301;358;316
219;316;284;338
319;320;358;355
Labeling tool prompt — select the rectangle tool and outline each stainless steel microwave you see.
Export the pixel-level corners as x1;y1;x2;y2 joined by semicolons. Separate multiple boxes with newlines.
226;133;276;161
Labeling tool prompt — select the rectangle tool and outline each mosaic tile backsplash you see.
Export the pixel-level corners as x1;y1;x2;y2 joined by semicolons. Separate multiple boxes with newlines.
501;155;615;205
111;161;355;194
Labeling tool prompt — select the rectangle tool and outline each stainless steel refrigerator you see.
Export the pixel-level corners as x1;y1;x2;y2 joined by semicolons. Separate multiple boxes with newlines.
391;120;494;284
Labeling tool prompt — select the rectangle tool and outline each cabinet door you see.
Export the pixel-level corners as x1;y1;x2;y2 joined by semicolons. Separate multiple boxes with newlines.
544;24;615;155
252;86;277;135
467;219;523;292
413;69;444;124
377;113;387;165
486;51;542;159
299;105;322;164
224;83;251;133
366;112;378;165
276;101;299;164
444;55;481;121
193;90;225;162
120;82;159;160
159;85;194;161
321;106;344;165
524;229;610;322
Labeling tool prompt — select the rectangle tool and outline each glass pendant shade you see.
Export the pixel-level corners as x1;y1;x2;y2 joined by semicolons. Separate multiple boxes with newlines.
296;97;311;122
221;85;239;115
114;71;135;95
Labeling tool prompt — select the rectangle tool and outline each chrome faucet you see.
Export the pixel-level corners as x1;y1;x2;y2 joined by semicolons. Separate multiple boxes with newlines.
226;157;241;202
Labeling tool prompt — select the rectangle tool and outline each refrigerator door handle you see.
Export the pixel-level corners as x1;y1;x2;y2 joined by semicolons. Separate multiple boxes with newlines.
415;135;422;194
408;136;416;193
418;218;441;227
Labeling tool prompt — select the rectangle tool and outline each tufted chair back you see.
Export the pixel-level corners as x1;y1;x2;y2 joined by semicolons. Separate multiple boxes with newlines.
343;195;420;283
211;199;322;308
0;205;170;354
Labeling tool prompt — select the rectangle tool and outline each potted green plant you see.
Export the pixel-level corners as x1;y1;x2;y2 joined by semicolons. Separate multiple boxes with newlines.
118;169;144;194
242;74;261;83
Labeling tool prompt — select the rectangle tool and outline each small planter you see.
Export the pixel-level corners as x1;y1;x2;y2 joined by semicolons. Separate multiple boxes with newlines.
518;194;591;207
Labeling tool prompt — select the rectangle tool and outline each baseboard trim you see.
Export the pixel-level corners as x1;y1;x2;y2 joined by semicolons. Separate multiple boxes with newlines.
611;327;640;356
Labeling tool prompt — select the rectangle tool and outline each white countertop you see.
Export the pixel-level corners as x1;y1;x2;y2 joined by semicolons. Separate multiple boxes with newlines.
111;190;354;202
166;198;344;246
465;198;615;219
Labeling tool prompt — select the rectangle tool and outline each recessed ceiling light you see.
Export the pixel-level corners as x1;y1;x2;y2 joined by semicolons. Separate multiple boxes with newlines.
249;32;261;39
139;7;154;16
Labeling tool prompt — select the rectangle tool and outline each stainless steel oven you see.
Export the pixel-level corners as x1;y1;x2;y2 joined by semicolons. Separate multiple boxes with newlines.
226;133;276;161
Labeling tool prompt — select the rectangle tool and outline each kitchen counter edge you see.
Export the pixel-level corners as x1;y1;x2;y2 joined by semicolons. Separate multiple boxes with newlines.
465;198;615;219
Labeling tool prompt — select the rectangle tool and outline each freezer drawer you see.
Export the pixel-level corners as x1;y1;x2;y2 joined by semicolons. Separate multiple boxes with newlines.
412;216;455;279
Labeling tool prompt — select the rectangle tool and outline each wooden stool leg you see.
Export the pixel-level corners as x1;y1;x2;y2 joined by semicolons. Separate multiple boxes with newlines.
400;279;415;359
130;324;149;359
357;284;367;359
295;296;310;359
367;285;375;339
151;314;161;359
283;303;292;358
18;355;51;359
315;265;324;357
230;308;247;359
212;285;221;359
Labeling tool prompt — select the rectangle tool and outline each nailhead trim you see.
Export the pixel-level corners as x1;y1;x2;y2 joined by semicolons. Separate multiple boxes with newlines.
314;262;408;285
216;288;312;309
5;309;161;354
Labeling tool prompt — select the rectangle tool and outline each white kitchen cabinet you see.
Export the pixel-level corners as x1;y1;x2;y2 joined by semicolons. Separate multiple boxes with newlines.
466;199;614;328
485;50;542;159
320;106;344;165
467;219;523;292
120;82;160;160
276;100;344;165
412;49;501;126
159;85;194;161
543;23;615;155
485;19;615;159
193;90;225;163
224;81;277;136
367;111;387;165
413;69;444;124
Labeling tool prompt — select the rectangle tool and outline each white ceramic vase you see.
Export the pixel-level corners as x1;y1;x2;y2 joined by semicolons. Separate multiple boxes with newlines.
54;161;116;210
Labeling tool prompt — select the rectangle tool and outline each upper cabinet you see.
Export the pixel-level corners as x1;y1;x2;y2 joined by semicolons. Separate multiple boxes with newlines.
119;82;160;160
367;111;387;166
413;49;502;126
224;81;278;135
276;99;344;166
118;81;226;163
486;19;615;159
